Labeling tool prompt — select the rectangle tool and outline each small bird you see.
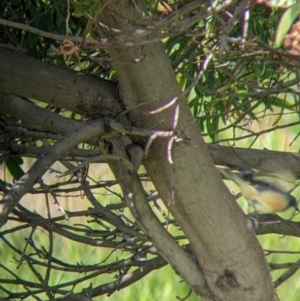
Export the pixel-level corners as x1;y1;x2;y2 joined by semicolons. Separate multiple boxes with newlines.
221;168;299;213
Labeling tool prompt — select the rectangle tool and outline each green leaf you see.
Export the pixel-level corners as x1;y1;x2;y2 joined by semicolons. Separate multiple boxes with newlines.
206;116;219;141
267;0;296;8
6;157;25;180
26;32;38;48
264;95;296;110
47;13;56;34
275;1;300;48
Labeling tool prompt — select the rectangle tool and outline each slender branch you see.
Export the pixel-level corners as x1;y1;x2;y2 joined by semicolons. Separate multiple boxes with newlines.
254;214;300;237
0;0;234;50
0;18;99;48
109;119;175;137
212;120;300;144
49;223;122;249
58;154;135;177
0;143;99;159
110;135;209;297
5;126;61;140
269;261;300;270
82;180;148;241
49;256;167;300
0;119;106;227
273;259;300;288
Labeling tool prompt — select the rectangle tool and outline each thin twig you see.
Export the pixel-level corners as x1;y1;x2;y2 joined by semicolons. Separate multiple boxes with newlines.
57;154;135;178
0;120;106;227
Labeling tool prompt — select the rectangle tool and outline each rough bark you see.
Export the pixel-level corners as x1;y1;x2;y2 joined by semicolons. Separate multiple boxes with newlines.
0;47;120;118
96;1;277;300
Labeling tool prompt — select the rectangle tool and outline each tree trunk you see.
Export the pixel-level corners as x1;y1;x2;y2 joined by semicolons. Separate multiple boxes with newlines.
97;1;277;300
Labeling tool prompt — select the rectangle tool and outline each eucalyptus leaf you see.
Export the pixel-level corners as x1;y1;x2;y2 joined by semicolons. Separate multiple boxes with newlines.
275;1;300;48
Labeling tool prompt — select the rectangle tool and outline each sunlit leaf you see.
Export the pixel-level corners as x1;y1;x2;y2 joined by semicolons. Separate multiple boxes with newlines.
275;1;300;48
263;0;296;8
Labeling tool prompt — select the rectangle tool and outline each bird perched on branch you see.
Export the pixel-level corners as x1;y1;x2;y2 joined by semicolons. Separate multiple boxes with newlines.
220;168;299;213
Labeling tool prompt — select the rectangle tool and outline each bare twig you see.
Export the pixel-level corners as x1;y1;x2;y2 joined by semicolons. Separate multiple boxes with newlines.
0;0;234;50
0;18;99;49
0;120;106;227
273;259;300;287
57;154;135;178
0;143;99;159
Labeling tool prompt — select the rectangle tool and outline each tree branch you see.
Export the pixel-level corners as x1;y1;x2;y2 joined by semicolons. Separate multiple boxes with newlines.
255;214;300;237
82;177;148;241
2;92;300;180
0;0;232;51
0;17;99;49
0;143;99;160
0;48;120;118
0;91;99;145
108;135;210;297
208;144;300;178
51;256;167;300
0;120;106;227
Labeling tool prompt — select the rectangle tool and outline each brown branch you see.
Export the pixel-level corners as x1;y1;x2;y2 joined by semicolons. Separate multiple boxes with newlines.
49;256;167;300
2;92;300;181
254;214;300;237
0;92;99;145
0;18;99;49
211;120;300;144
81;178;148;241
0;143;99;160
0;48;120;118
273;259;300;288
0;120;107;227
0;0;236;52
207;144;300;178
109;135;209;297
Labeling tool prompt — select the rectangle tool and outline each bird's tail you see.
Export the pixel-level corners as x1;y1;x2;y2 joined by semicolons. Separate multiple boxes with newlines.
220;168;246;185
220;168;257;199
